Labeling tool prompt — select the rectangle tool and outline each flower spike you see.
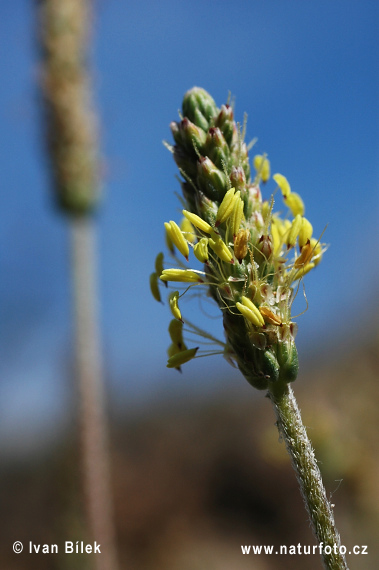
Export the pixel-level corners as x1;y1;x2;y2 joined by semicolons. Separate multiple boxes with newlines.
150;88;350;570
153;87;324;387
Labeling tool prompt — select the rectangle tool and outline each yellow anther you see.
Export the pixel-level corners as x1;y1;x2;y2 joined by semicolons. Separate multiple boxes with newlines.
149;272;162;303
168;319;185;348
293;262;315;281
287;214;302;248
253;155;271;182
285;192;305;216
160;268;204;283
180;217;196;243
164;221;189;260
261;200;271;221
182;210;212;234
273;173;291;197
298;217;313;248
155;252;164;276
229;195;244;237
167;342;182;359
165;225;175;254
209;236;234;263
270;220;281;255
294;241;313;268
169;291;183;322
241;296;265;326
236;296;265;327
167;347;199;368
193;237;209;262
276;218;291;239
216;188;237;226
234;229;249;262
259;306;282;326
310;237;323;266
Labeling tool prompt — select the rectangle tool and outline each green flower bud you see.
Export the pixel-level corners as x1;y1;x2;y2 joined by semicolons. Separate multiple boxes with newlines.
178;118;207;155
230;141;250;181
170;121;181;146
204;127;230;170
182;87;218;131
197;156;229;201
214;104;235;146
257;234;273;260
240;143;251;181
229;166;246;192
173;146;198;179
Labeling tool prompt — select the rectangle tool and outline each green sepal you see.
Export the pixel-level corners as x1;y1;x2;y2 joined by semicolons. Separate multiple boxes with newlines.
214;105;235;146
173;147;198;179
277;341;299;383
178;118;207;155
204;127;230;171
197;157;229;201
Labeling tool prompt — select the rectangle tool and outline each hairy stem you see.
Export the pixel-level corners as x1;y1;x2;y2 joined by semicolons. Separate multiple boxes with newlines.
268;382;349;570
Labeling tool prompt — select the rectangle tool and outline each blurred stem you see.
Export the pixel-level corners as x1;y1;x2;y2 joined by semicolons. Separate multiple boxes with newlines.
70;218;118;570
38;1;119;567
268;381;349;570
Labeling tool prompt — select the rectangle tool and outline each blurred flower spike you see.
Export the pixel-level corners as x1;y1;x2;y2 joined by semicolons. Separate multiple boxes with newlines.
153;87;325;389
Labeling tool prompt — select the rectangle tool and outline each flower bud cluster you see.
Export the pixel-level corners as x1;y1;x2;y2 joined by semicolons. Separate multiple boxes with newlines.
153;87;324;389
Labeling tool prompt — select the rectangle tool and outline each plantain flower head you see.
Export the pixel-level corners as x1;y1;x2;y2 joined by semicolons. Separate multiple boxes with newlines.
153;87;325;389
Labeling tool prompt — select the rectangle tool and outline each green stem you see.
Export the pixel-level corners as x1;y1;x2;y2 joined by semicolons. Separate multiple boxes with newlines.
268;381;349;570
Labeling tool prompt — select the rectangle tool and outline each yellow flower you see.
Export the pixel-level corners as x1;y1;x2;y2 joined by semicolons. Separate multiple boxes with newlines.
236;296;265;327
293;262;315;281
253;155;270;182
298;217;313;248
182;210;212;234
209;235;234;263
169;291;183;321
273;173;291;197
180;217;196;243
155;252;164;276
310;237;323;266
149;272;161;303
160;268;204;283
167;347;199;368
285;192;304;216
164;221;189;260
229;195;244;237
287;214;302;248
259;306;282;326
193;237;209;262
216;188;238;226
294;241;313;268
270;220;281;255
234;229;249;262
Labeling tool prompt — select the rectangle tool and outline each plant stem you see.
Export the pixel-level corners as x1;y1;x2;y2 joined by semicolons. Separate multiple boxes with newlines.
268;381;349;569
71;217;118;570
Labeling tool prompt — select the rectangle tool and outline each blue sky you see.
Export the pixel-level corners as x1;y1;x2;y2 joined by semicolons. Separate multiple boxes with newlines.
1;1;378;454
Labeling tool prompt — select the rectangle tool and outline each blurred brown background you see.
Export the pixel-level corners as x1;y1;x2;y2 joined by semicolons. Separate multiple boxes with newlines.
1;335;378;570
